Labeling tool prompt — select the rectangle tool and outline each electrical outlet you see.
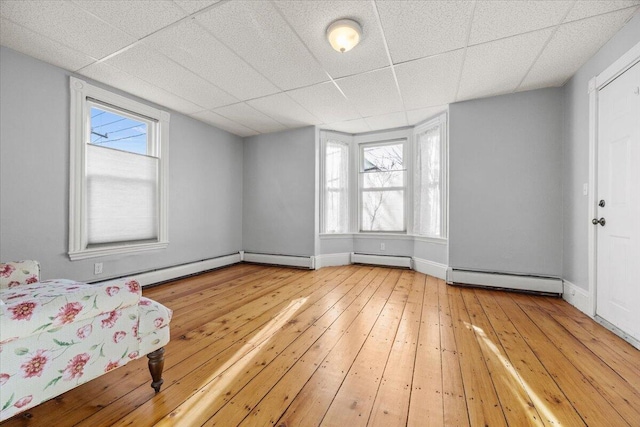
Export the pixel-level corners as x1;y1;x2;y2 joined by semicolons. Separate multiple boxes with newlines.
94;262;103;275
380;243;385;251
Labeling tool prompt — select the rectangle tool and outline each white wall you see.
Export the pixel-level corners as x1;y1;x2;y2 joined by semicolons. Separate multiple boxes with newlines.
562;13;640;290
242;126;317;257
449;88;564;277
0;47;244;282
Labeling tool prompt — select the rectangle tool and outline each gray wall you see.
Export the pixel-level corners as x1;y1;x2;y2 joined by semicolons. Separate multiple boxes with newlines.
243;126;316;256
562;13;640;290
449;88;564;277
0;47;243;283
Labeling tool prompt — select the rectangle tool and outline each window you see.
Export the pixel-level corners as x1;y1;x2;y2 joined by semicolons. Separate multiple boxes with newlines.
414;113;447;238
69;77;169;260
322;137;350;233
359;140;406;232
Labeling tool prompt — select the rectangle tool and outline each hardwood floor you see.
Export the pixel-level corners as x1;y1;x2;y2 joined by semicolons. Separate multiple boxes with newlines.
3;264;639;426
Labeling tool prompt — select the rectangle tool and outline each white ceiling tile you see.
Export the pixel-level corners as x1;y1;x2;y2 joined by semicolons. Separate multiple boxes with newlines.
286;81;361;124
323;118;371;134
458;28;554;101
395;50;465;110
79;62;203;115
376;0;474;63
364;112;408;131
335;67;404;117
195;0;328;91
172;0;220;15
104;45;237;110
0;17;95;71
565;1;640;23
520;8;637;91
191;110;258;137
71;0;186;39
213;103;288;134
144;20;279;100
0;0;135;59
247;93;322;128
406;105;449;126
274;0;389;78
468;1;573;45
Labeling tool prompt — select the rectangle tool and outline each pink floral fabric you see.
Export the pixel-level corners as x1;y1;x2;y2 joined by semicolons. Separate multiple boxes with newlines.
0;278;140;342
0;275;171;422
0;261;40;290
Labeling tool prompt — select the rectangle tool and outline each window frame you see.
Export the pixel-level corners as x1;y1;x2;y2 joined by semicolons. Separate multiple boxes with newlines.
357;138;408;233
319;130;352;234
354;129;412;234
68;76;170;260
413;112;448;240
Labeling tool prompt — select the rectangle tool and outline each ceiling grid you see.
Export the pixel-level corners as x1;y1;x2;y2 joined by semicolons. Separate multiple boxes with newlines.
0;0;637;136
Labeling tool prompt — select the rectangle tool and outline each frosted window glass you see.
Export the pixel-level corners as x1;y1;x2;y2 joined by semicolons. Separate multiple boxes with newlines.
86;144;158;245
414;125;441;237
324;140;349;233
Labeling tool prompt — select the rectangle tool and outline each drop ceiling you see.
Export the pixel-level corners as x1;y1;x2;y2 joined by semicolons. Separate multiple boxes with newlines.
1;0;638;137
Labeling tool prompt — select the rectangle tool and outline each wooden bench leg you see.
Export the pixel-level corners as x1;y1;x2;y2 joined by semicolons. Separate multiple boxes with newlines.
147;347;165;393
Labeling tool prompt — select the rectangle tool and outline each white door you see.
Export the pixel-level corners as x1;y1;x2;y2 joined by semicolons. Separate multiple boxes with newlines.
596;60;640;341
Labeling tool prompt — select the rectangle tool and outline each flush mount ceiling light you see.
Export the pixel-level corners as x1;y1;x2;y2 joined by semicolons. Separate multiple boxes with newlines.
326;19;362;53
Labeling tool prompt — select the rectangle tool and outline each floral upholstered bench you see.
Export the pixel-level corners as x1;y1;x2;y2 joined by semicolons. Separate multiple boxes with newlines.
0;260;172;421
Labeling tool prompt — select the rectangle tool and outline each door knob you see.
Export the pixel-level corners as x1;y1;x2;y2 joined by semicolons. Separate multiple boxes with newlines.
592;218;606;226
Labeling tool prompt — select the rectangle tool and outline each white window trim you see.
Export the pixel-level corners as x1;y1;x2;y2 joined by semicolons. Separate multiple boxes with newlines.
413;112;448;239
68;77;170;260
320;130;353;234
354;129;413;234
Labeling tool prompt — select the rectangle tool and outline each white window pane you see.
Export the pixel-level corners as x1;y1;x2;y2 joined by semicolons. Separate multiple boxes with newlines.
86;144;158;244
89;106;149;155
362;170;405;189
324;140;349;233
363;143;403;171
414;125;441;237
361;190;404;231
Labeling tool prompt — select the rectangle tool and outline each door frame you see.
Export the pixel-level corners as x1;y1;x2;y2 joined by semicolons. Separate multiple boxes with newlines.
587;41;640;318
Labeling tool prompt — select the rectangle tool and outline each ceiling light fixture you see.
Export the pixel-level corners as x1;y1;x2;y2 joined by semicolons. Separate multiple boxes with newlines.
326;19;362;53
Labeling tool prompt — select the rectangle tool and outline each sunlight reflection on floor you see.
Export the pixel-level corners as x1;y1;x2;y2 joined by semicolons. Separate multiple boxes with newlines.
153;297;308;426
467;322;560;426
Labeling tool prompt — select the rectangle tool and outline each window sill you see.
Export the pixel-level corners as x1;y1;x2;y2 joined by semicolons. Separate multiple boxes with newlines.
319;233;447;244
69;241;168;261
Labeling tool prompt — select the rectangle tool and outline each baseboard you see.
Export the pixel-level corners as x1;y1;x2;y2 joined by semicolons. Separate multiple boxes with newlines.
448;269;563;295
595;316;640;350
351;253;412;268
243;252;314;269
562;280;592;315
315;253;351;269
134;253;241;287
412;257;448;280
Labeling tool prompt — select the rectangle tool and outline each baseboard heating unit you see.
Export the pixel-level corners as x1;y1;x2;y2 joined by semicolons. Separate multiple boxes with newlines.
351;253;412;269
242;252;314;269
447;269;563;295
133;253;241;287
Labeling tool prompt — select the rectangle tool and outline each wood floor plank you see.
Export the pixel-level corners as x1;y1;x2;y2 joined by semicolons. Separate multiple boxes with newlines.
102;267;372;427
447;286;507;427
438;279;470;427
473;289;586;427
550;312;640;381
525;306;640;424
271;270;402;427
71;266;350;427
3;265;638;427
495;291;630;426
320;270;414;427
205;269;400;426
407;274;444;427
367;271;422;427
459;288;543;426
